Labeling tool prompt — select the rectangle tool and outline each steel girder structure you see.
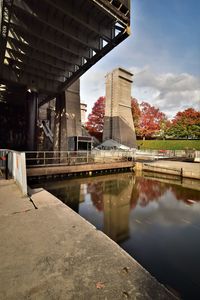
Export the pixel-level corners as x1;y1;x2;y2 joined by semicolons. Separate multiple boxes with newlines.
0;0;131;104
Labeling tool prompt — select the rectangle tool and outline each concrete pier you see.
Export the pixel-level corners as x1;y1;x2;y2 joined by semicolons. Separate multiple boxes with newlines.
103;68;137;148
0;180;176;299
140;160;200;180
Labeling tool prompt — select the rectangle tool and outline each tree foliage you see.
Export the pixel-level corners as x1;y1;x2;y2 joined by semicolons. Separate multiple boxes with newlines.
85;96;105;140
131;98;141;136
167;108;200;139
137;102;167;139
86;96;199;141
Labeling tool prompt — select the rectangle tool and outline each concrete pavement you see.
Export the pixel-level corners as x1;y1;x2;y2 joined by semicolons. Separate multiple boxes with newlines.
0;179;176;300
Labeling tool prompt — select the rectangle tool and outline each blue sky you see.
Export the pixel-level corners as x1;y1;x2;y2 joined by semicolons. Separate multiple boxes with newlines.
81;0;200;118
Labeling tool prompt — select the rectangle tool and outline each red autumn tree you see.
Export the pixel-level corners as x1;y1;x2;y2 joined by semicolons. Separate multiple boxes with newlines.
167;108;200;139
131;98;141;136
138;102;167;139
85;96;105;141
86;97;169;140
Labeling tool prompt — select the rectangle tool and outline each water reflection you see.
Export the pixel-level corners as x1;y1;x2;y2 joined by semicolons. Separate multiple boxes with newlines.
44;173;200;243
102;176;133;242
37;173;200;299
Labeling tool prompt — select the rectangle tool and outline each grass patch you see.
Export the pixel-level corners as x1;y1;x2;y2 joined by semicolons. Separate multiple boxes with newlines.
136;140;200;150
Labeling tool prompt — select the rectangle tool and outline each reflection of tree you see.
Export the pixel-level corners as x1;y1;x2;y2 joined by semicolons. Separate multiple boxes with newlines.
130;178;168;208
88;178;131;211
170;186;200;204
87;176;200;213
130;184;139;209
87;182;104;211
89;177;169;211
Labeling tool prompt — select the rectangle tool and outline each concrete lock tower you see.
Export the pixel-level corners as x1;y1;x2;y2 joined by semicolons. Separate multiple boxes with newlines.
103;68;137;148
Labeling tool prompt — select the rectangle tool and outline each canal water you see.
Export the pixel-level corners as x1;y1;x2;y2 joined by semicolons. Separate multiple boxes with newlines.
33;172;200;299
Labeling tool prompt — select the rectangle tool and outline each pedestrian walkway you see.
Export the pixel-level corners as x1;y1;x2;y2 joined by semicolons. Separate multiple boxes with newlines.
0;180;176;299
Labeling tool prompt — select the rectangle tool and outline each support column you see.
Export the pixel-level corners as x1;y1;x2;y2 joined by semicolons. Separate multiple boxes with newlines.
53;80;81;151
26;91;38;151
53;92;67;151
103;68;137;148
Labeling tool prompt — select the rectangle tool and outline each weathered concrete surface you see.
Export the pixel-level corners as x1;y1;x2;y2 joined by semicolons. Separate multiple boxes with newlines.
27;161;134;177
142;160;200;180
53;80;81;152
103;68;137;148
0;180;177;300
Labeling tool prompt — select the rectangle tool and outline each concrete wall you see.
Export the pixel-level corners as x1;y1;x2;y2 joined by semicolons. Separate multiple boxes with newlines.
65;80;81;137
103;68;137;148
8;151;27;195
53;80;81;151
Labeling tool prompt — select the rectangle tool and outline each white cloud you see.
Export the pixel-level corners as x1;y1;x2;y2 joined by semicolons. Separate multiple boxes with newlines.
80;65;200;119
80;67;107;115
131;66;200;118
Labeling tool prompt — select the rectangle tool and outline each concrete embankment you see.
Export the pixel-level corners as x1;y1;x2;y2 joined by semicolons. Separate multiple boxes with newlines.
27;161;134;177
0;180;176;299
136;160;200;180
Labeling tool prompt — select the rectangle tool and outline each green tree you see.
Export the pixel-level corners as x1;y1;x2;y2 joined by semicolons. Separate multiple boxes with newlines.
167;108;200;139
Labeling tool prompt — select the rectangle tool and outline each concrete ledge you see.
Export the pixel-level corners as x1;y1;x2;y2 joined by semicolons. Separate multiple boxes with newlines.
27;161;134;177
140;161;200;180
0;181;176;299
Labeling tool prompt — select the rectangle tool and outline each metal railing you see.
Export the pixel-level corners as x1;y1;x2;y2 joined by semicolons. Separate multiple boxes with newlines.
136;149;196;159
25;151;94;167
25;150;135;167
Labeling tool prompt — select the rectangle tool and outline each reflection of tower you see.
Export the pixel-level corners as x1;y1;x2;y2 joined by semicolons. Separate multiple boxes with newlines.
103;68;137;148
103;177;134;243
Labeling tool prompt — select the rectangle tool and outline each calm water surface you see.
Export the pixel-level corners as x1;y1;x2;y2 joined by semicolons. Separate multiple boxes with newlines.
36;173;200;299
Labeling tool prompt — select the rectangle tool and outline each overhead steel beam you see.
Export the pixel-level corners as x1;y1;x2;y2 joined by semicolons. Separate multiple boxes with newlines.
7;37;75;73
1;64;58;94
10;15;90;59
0;0;131;97
5;48;68;80
5;57;65;83
39;28;129;104
58;29;130;92
43;0;113;42
0;0;13;64
92;0;130;26
13;0;100;51
9;24;83;66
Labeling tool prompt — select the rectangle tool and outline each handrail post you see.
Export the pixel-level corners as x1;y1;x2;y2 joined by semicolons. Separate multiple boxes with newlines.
5;152;8;180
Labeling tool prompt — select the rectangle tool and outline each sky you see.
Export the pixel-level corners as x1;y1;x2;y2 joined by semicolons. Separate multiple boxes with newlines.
80;0;200;119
